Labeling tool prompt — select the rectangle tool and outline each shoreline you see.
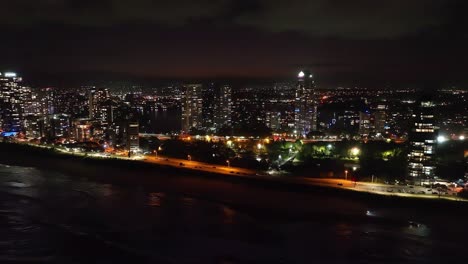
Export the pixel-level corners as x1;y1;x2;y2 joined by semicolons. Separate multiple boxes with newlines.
2;142;468;226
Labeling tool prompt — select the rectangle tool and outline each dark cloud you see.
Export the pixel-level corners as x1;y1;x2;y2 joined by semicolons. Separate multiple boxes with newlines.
0;0;230;27
235;0;451;38
0;0;458;39
0;0;466;87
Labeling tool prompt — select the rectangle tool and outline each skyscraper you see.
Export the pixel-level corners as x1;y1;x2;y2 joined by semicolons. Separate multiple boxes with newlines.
408;96;437;180
0;72;30;132
37;87;56;136
126;121;139;152
294;70;317;137
49;114;71;138
373;104;387;134
181;84;203;133
359;109;372;136
213;84;232;130
89;87;110;119
202;83;216;130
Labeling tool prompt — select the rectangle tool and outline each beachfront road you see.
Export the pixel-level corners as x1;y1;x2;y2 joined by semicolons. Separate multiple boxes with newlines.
143;155;256;176
53;147;466;202
140;154;462;201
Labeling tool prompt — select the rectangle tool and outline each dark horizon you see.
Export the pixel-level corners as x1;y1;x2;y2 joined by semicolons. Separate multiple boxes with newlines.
3;69;464;91
1;0;467;88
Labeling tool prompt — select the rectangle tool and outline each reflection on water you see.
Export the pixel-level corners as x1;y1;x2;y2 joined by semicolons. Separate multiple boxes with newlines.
147;192;164;207
222;206;236;225
0;163;466;263
181;196;196;207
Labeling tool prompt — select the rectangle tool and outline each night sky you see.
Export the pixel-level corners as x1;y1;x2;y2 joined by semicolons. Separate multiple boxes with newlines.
0;0;467;88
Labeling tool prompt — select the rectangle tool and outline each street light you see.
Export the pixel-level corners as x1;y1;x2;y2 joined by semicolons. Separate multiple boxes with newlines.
226;160;230;167
187;154;191;161
345;170;349;180
350;147;360;156
437;135;447;143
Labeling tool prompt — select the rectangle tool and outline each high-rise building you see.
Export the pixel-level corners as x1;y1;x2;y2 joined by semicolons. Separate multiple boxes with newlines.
359;109;372;136
0;72;31;132
213;84;232;130
73;118;93;142
373;104;387;134
126;121;139;152
55;91;88;118
89;87;110;119
294;70;317;137
266;111;281;131
408;97;437;180
49;114;71;138
181;84;203;133
202;83;216;130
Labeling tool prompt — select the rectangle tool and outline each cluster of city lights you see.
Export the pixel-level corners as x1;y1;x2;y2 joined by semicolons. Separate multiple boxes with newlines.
437;135;465;143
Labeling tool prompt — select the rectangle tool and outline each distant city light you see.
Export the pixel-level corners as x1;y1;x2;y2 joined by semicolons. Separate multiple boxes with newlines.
437;135;447;143
459;135;465;141
298;71;305;78
350;147;360;156
4;72;16;77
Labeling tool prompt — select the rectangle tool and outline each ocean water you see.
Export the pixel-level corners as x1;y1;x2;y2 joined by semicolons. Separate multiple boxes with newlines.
0;163;465;263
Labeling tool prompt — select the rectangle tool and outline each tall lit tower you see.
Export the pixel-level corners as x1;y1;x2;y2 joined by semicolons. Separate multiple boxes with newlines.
294;70;317;137
214;84;232;130
89;87;110;119
181;84;203;133
408;96;437;180
0;72;30;132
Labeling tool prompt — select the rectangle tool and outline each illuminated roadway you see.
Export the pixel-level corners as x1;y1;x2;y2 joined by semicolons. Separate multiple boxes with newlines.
143;155;256;176
35;144;468;202
139;154;464;202
142;155;465;202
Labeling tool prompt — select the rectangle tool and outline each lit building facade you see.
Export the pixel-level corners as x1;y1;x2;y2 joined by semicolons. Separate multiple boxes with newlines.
181;84;203;132
49;114;71;138
408;98;437;179
126;121;139;152
73;119;93;142
213;84;232;130
89;87;110;119
0;72;33;132
294;70;317;137
359;110;372;136
373;104;387;134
